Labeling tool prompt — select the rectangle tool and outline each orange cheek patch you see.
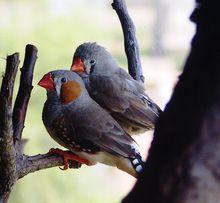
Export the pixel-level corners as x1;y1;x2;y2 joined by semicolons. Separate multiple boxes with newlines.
60;81;81;104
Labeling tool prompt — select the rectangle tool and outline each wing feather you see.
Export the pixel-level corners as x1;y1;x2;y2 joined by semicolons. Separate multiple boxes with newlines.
67;102;137;158
86;70;161;130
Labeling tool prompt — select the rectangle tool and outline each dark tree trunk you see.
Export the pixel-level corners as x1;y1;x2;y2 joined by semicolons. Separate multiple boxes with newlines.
123;1;220;202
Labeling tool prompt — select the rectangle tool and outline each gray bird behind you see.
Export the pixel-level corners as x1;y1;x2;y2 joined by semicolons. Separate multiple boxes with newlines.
72;42;162;134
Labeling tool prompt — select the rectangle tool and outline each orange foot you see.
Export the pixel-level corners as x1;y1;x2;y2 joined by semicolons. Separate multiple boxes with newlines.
48;148;91;170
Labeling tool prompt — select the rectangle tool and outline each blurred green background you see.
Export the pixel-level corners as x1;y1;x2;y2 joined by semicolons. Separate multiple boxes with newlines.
0;0;194;202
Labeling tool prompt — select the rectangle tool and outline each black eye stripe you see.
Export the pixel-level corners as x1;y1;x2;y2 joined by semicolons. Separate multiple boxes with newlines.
90;67;94;74
89;59;96;74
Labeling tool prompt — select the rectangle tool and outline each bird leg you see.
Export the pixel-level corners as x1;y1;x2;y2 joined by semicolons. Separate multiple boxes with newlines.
48;148;91;170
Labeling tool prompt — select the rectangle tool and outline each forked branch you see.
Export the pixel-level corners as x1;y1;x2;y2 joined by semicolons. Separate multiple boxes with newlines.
0;46;80;203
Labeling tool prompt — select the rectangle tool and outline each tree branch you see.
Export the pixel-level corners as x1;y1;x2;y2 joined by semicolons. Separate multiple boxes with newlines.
0;46;81;203
13;45;38;152
12;45;80;179
123;1;220;202
0;53;19;202
17;153;81;179
112;0;144;83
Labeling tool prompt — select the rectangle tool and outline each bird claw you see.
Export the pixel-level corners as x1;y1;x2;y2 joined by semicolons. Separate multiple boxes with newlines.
59;157;69;170
48;148;90;170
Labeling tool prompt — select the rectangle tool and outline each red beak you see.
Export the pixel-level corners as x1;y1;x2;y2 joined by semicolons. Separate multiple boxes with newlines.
38;73;54;91
71;57;84;73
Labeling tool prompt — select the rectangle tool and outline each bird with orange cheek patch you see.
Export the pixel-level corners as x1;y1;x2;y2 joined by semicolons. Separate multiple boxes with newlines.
38;70;144;177
71;42;162;135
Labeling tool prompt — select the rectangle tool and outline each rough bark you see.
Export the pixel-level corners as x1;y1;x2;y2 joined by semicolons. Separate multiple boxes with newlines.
13;45;38;152
0;54;19;203
123;1;220;202
17;153;81;179
112;0;144;83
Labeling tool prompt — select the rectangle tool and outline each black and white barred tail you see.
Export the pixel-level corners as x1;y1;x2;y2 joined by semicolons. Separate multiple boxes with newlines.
130;145;144;175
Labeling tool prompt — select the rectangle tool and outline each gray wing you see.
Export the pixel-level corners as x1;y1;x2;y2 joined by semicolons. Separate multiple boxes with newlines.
86;69;161;129
68;103;137;158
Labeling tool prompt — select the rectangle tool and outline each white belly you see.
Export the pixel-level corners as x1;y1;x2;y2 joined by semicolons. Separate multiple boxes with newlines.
73;151;137;177
74;151;117;166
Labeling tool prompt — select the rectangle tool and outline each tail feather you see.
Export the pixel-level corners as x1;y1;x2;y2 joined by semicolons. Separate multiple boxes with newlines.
115;143;144;178
129;153;144;175
129;145;144;175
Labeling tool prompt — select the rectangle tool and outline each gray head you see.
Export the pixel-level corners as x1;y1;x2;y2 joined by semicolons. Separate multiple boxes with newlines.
38;70;88;104
71;42;118;75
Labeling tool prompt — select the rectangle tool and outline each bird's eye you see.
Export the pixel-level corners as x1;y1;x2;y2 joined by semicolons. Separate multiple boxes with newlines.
61;77;67;83
90;59;96;66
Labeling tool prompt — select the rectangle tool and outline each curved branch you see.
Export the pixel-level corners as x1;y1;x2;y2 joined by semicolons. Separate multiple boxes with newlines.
112;0;144;83
13;45;38;152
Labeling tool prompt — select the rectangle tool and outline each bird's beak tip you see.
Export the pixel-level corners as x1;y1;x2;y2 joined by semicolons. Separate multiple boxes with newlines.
38;72;54;91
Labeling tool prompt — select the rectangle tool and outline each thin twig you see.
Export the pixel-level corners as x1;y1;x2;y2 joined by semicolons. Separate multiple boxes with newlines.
112;0;144;83
0;53;20;201
13;45;38;152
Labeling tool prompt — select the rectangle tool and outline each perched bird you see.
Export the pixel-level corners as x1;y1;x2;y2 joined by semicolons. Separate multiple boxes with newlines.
71;42;162;135
38;70;144;177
